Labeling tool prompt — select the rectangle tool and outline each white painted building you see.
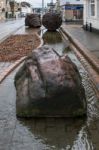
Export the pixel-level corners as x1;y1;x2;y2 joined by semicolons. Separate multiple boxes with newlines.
60;0;83;5
20;2;33;17
83;0;99;31
0;0;6;20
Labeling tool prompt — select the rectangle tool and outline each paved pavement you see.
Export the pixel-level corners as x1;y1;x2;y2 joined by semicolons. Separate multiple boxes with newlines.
62;24;99;59
0;19;25;82
0;18;24;42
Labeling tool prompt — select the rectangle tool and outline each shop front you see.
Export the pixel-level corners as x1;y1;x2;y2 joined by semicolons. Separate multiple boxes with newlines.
65;5;83;21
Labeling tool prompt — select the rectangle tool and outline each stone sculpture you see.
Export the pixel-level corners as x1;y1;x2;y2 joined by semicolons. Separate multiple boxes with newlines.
25;13;41;28
42;12;62;31
15;46;87;117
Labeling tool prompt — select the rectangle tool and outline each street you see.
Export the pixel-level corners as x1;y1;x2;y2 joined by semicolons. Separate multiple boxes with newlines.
0;19;24;42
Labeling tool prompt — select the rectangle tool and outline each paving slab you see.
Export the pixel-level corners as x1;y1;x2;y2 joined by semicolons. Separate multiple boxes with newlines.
62;24;99;60
0;18;24;43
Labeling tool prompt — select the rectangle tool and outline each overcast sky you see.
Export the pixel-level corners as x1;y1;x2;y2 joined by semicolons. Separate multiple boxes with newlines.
16;0;56;8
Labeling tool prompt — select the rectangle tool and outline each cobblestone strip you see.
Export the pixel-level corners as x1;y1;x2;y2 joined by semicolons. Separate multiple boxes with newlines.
0;33;43;84
0;57;26;84
60;28;99;95
70;43;99;95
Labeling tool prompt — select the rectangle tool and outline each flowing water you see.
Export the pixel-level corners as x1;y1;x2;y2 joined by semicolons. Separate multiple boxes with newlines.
0;29;99;150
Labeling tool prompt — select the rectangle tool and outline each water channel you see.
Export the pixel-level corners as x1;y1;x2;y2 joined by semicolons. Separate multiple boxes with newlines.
0;28;99;150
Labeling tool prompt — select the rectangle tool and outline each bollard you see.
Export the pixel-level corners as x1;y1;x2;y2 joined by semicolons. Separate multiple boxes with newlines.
86;22;88;31
90;23;92;32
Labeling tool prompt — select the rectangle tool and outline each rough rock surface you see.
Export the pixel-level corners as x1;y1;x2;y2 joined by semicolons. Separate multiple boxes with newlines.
42;13;62;31
25;13;41;28
15;46;87;117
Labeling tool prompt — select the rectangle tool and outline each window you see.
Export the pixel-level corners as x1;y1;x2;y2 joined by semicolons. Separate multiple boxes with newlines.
90;0;95;16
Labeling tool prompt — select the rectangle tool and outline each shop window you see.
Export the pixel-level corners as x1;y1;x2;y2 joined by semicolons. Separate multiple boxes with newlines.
90;0;95;16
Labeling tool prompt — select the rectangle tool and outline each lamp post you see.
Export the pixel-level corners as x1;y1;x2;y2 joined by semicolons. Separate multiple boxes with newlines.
42;0;44;16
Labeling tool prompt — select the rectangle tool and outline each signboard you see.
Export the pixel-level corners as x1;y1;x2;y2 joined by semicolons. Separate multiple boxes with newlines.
65;5;83;10
60;0;83;6
47;3;55;7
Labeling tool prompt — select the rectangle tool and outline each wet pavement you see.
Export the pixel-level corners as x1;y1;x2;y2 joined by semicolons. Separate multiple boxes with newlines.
0;30;99;149
62;24;99;59
0;19;39;82
0;62;13;75
0;19;25;80
0;51;99;150
0;18;24;42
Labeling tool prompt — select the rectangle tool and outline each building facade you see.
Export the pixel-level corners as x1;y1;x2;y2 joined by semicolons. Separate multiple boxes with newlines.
83;0;99;31
0;0;15;20
0;1;33;20
0;0;6;20
60;0;83;21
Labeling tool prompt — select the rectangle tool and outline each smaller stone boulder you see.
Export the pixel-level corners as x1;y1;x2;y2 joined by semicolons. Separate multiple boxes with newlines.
42;12;62;31
15;46;87;118
25;13;41;28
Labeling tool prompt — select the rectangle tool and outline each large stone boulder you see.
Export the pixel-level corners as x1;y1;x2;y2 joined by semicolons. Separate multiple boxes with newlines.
15;46;87;117
25;13;41;28
42;12;62;31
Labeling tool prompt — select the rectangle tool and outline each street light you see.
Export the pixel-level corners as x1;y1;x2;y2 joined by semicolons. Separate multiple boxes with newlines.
42;0;44;16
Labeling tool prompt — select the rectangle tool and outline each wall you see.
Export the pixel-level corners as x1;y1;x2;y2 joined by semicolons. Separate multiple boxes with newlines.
0;0;6;20
83;0;99;31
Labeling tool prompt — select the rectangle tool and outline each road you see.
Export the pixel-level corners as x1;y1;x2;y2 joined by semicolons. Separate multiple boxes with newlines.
0;18;24;42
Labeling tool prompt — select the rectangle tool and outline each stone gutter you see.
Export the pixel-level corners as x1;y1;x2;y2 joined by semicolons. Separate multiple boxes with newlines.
60;27;99;94
60;27;99;74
